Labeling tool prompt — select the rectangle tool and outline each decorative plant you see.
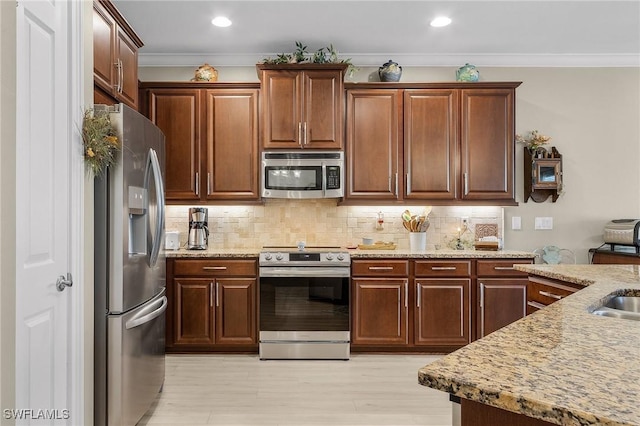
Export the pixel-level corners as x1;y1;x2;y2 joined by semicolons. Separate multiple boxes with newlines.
82;108;119;177
516;130;552;151
261;41;359;78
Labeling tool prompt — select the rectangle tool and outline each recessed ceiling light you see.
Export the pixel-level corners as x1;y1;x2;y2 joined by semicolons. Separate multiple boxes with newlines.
211;16;232;27
430;16;452;28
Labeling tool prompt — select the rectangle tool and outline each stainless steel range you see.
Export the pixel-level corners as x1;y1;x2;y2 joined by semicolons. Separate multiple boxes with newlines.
259;246;351;360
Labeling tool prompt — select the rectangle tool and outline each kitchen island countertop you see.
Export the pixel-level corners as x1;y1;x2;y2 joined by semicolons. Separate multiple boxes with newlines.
165;248;534;259
418;264;640;426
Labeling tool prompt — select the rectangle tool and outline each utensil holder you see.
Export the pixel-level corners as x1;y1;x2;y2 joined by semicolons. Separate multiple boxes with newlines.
409;232;427;251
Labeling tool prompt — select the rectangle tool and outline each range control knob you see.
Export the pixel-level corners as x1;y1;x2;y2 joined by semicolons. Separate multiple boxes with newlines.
326;253;334;260
275;253;284;261
337;253;345;261
264;253;273;261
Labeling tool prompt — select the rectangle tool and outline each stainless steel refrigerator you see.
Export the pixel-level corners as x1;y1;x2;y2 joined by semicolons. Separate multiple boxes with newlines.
94;103;167;426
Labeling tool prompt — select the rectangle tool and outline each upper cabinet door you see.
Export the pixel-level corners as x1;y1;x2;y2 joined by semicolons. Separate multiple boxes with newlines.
460;88;515;202
92;3;116;91
258;64;346;149
404;89;459;200
345;89;402;200
148;89;202;202
115;26;139;108
204;89;260;201
301;69;344;148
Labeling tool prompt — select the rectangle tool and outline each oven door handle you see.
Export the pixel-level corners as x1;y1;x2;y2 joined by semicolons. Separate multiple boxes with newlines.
259;267;350;278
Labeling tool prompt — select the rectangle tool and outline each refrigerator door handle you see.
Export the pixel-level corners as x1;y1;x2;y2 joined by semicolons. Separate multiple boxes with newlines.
125;296;168;330
145;148;165;267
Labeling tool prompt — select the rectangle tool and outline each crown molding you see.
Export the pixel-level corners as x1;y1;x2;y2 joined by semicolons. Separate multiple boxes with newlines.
138;52;640;68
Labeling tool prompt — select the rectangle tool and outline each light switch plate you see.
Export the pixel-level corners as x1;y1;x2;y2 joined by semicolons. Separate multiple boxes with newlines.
512;216;521;230
534;217;553;230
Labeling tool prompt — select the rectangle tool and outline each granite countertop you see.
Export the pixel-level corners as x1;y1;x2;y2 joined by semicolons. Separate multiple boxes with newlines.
418;264;640;426
165;247;534;259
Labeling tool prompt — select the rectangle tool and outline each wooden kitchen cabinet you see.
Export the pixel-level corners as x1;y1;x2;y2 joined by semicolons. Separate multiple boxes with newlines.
166;258;258;352
526;275;583;314
344;83;520;205
93;0;143;109
414;260;471;348
141;83;260;203
257;64;347;149
351;260;409;346
345;89;402;200
460;88;516;202
476;259;532;339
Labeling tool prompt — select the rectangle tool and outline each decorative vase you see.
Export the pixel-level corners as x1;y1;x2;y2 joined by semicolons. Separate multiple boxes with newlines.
456;63;479;82
192;63;218;82
379;59;402;82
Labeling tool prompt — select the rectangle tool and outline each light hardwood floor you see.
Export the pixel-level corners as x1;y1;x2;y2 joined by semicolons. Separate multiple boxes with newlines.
137;354;452;426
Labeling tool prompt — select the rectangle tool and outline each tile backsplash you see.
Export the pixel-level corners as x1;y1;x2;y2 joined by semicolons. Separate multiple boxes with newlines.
166;201;504;250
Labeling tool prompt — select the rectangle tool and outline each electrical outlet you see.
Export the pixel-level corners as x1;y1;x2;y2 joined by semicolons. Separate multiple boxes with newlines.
534;217;553;230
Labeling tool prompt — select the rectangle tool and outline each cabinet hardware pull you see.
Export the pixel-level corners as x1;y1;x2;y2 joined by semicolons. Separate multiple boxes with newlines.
404;281;408;308
113;61;121;93
216;282;220;307
368;266;394;271
298;122;302;146
494;266;514;270
207;172;211;195
431;266;456;271
463;172;468;195
203;266;227;271
395;173;399;196
416;283;421;308
195;172;199;196
118;59;124;94
406;173;411;195
479;283;484;308
539;290;562;300
303;122;308;145
527;301;547;310
210;282;214;307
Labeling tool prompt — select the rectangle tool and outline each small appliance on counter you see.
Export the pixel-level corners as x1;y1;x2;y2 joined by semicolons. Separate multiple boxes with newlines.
603;219;640;253
165;230;180;250
188;207;209;250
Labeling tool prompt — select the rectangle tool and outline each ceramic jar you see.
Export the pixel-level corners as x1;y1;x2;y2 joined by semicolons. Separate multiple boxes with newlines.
192;63;218;82
379;59;402;82
456;63;479;82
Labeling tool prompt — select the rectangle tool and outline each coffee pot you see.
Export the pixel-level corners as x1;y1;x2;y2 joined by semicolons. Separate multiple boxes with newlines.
187;207;209;250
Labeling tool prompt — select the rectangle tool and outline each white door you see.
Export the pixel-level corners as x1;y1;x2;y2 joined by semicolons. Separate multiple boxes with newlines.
15;1;82;424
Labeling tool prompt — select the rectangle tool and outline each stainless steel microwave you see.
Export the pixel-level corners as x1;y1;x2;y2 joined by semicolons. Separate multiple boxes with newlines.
261;151;344;199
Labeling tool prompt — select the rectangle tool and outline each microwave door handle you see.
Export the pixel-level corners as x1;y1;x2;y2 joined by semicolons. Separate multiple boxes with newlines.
322;164;326;196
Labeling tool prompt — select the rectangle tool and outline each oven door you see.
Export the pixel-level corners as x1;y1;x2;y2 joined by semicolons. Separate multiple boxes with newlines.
259;268;350;332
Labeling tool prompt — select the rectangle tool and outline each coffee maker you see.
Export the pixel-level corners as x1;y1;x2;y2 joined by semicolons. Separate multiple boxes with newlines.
187;207;209;250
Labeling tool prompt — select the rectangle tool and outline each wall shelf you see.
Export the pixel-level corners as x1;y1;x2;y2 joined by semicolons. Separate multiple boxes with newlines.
524;146;563;203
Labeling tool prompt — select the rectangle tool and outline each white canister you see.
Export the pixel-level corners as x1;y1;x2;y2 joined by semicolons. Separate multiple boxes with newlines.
165;230;180;250
409;232;427;251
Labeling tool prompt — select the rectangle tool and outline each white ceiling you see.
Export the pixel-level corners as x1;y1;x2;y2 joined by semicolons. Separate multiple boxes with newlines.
112;0;640;68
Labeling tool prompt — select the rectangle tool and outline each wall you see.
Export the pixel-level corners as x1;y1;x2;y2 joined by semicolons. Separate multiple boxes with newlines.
141;65;640;263
0;0;17;423
167;204;503;250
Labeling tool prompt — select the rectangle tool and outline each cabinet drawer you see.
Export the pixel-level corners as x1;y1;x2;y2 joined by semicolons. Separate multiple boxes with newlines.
173;259;257;277
476;259;532;277
414;260;471;277
527;276;581;306
351;260;409;277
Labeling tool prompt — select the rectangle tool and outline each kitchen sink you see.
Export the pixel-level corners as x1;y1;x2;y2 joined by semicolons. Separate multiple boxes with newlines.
591;294;640;321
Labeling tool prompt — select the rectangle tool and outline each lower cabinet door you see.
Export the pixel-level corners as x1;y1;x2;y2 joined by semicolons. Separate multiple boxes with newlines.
215;278;257;345
415;278;471;347
478;278;527;338
351;278;408;345
173;278;215;346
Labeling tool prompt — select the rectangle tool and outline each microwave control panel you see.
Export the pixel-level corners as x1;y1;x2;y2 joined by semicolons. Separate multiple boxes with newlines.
326;166;341;190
